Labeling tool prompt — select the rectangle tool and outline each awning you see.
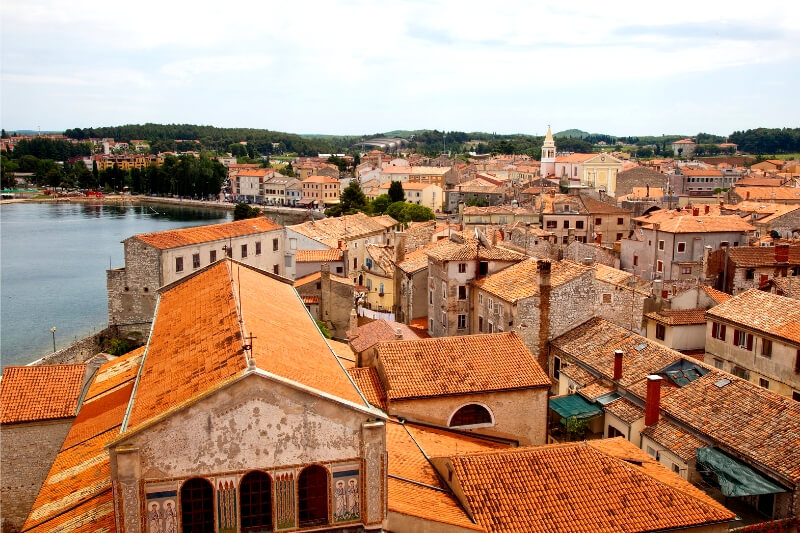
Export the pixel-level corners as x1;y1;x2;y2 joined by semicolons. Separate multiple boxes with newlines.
549;395;602;420
696;447;788;497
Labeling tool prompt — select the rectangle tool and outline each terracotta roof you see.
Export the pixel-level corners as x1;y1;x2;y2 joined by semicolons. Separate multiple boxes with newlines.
425;236;526;263
554;153;595;163
733;187;800;201
700;285;732;304
378;181;434;190
440;438;734;533
365;244;396;276
725;245;800;267
348;319;420;354
295;248;342;262
376;332;550;401
640;419;707;462
381;166;451;175
84;346;145;402
579;194;630;214
289;213;397;248
603;397;644;424
293;270;353;287
303;175;339;183
705;288;800;344
347;367;387;410
396;245;432;274
301;295;319;304
134;217;282;249
645;308;707;326
682;169;722;176
559;364;597;387
660;369;800;483
21;354;138;532
673;139;696;144
327;339;356;367
124;260;365;433
646;215;755;234
551;317;683;387
473;258;592;303
577;381;615;401
0;364;86;424
768;276;800;297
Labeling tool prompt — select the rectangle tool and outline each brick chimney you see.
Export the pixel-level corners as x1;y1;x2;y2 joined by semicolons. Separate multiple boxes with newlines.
394;231;407;264
394;327;403;340
704;204;710;214
775;243;789;263
613;350;623;381
692;207;700;216
746;191;750;200
537;260;552;373
645;375;662;426
348;309;358;340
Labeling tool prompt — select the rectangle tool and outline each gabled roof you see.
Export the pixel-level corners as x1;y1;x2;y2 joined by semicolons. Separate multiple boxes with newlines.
396;245;432;274
376;332;550;401
289;213;397;248
646;214;755;234
700;285;732;304
347;367;387;410
705;288;800;343
304;175;339;183
348;319;420;354
640;419;707;462
733;187;800;201
725;245;800;267
365;244;396;277
293;270;353;288
554;153;595;163
578;194;631;214
134;217;282;250
603;397;644;424
473;258;592;303
21;355;138;532
424;236;526;263
123;260;366;434
645;308;707;326
438;438;734;533
295;248;343;263
0;364;86;424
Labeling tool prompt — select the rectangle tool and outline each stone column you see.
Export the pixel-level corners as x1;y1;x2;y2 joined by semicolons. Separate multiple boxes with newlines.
111;445;142;533
361;420;386;530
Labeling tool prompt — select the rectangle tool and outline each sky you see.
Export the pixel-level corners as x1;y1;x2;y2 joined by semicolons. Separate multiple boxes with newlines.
2;0;799;137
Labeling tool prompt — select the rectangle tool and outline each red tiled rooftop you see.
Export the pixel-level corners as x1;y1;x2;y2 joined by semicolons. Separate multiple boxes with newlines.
295;248;343;262
0;364;86;424
348;319;420;354
134;217;282;250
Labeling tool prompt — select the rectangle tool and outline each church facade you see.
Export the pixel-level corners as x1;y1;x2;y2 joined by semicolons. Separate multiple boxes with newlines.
540;125;623;196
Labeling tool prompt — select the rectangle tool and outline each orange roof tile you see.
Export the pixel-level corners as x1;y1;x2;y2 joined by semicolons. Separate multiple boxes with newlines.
301;295;319;304
348;319;420;354
706;288;800;343
84;346;145;401
347;367;387;410
134;217;282;250
388;479;483;531
124;260;365;433
396;245;432;274
648;215;755;234
295;248;343;262
645;308;707;326
0;364;86;424
559;364;597;387
700;285;732;304
304;175;340;183
726;244;800;267
376;332;550;401
554;153;596;163
577;381;614;401
733;187;800;201
473;258;592;303
293;270;353;287
425;236;526;263
603;397;644;424
640;419;707;462
441;438;735;533
289;213;397;248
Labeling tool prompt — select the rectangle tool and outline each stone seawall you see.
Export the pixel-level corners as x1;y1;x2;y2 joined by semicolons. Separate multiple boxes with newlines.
29;330;108;366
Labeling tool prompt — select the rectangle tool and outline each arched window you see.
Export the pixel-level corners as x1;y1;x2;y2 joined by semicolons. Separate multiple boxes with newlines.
181;478;214;533
240;471;272;532
298;465;329;527
449;404;493;427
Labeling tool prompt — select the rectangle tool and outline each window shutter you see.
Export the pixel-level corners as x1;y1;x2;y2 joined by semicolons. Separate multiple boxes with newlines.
733;330;740;346
720;325;726;341
746;333;753;351
712;322;718;338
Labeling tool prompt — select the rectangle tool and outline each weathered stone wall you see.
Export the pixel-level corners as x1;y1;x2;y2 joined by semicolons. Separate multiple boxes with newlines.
107;238;161;330
404;221;435;251
0;419;74;533
564;240;618;267
33;331;105;365
593;280;649;334
320;267;356;339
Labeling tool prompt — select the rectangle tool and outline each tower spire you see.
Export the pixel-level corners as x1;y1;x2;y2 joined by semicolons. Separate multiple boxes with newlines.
541;124;556;178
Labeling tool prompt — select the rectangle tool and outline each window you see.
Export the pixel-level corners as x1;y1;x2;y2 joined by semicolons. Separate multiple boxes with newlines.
366;278;372;290
563;220;570;229
241;244;248;258
478;316;484;332
759;378;770;389
658;240;665;251
429;291;433;304
546;220;557;229
796;349;800;374
479;261;488;276
576;220;584;229
181;478;214;532
656;323;666;341
442;282;447;299
176;257;184;272
240;471;272;531
429;318;434;332
733;329;753;350
712;322;726;341
563;235;569;244
720;241;729;248
450;404;492;427
617;217;624;225
672;464;681;474
714;358;724;370
793;391;800;402
210;250;217;263
553;356;561;379
478;293;483;305
458;262;466;273
677;242;686;253
488;298;494;311
458;285;467;300
595;217;602;225
255;241;262;255
761;339;772;358
457;314;466;329
732;365;750;380
657;260;663;273
682;266;692;275
379;282;384;295
353;257;357;269
608;425;624;439
633;255;638;267
745;268;755;280
441;311;446;327
273;264;279;275
298;466;329;527
616;233;623;241
192;253;200;269
488;320;494;333
646;446;657;459
602;293;612;304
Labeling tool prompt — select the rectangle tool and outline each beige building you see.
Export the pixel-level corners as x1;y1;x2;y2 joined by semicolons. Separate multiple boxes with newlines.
378;165;457;189
376;181;442;211
107;217;286;334
705;288;800;400
301;175;340;207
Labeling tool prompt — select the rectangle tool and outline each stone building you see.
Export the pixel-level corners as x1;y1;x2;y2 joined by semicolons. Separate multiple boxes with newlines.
705;288;800;400
394;244;432;324
107;217;285;334
425;233;526;337
0;363;99;533
293;264;355;339
705;243;800;295
294;247;345;279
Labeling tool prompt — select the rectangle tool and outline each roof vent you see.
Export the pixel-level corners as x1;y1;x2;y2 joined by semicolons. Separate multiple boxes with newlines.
634;342;648;352
714;378;731;388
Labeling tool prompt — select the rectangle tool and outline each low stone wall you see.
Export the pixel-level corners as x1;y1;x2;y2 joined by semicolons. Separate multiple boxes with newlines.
31;330;107;366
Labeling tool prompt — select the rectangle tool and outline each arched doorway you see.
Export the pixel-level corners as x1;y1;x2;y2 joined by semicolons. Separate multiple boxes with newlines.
298;465;328;527
240;471;273;532
180;477;214;532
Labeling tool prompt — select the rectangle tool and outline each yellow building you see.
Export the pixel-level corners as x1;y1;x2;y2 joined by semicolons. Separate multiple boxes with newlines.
359;244;396;312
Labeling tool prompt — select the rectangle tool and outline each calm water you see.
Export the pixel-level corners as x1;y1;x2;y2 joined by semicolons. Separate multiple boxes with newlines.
0;202;233;367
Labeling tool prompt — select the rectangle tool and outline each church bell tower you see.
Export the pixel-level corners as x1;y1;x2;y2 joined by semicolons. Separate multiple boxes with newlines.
541;125;556;178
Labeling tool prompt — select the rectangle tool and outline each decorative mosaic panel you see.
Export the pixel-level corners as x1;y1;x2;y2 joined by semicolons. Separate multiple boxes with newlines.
274;472;296;530
145;482;179;533
331;463;360;523
217;476;238;533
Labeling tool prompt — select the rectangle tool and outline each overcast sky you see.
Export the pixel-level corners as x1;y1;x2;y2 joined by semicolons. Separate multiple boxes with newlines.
2;0;798;137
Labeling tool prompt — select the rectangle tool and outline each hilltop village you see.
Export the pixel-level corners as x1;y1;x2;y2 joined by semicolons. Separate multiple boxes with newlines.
2;128;800;533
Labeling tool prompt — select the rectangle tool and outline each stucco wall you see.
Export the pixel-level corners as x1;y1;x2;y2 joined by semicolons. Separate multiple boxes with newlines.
647;321;706;351
0;418;74;533
386;389;548;446
387;511;479;533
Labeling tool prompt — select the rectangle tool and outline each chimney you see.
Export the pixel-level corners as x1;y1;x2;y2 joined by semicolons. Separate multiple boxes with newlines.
646;184;650;198
645;375;662;426
394;327;403;340
582;257;594;266
491;230;497;246
775;243;789;263
595;232;602;244
338;239;343;250
348;309;358;339
537;260;552;373
394;231;407;264
613;350;623;381
692;208;699;216
704;204;710;214
746;191;750;200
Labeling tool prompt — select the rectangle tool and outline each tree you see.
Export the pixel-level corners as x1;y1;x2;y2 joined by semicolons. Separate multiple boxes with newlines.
233;203;261;220
388;181;404;203
338;181;370;214
402;203;435;222
283;162;295;177
466;197;488;207
371;194;392;214
385;201;407;222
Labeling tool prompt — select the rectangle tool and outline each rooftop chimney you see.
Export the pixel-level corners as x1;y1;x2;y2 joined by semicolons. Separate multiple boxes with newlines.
348;309;358;340
645;375;662;426
394;327;403;340
775;243;789;263
704;204;710;214
692;208;700;216
394;231;407;264
613;350;623;381
536;260;552;373
747;191;751;200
